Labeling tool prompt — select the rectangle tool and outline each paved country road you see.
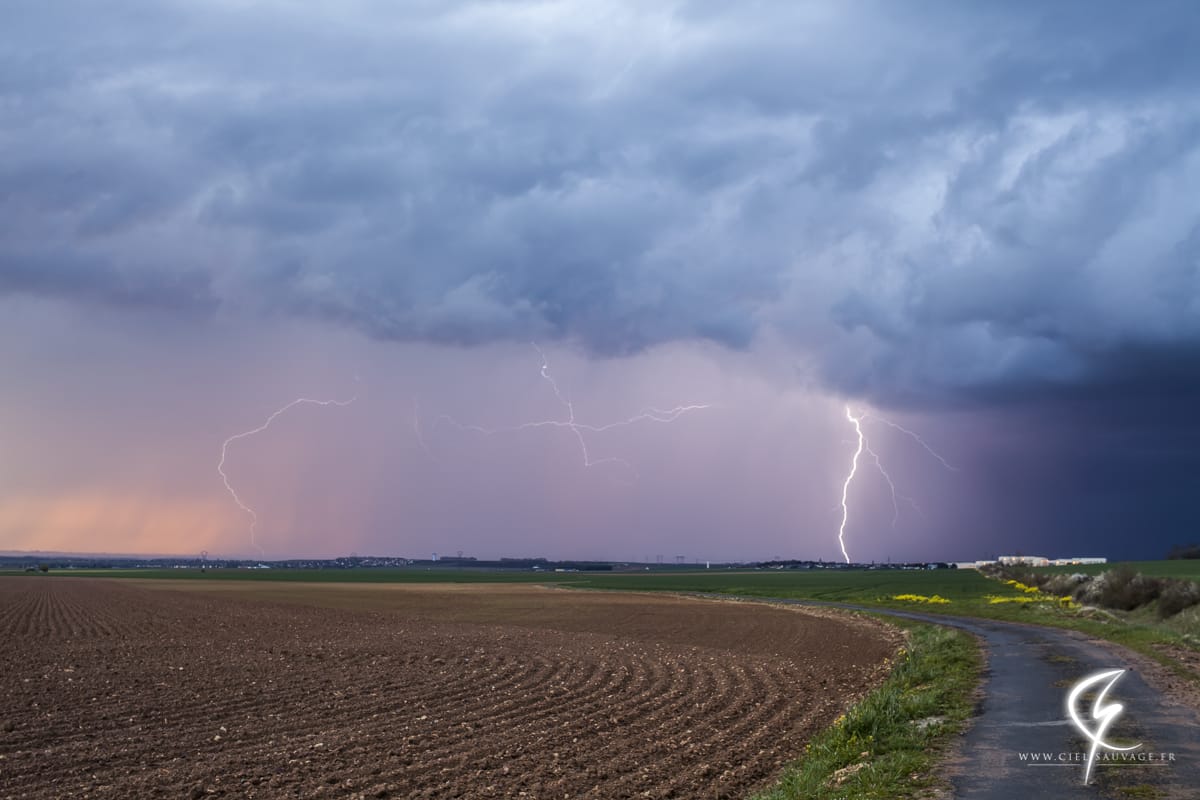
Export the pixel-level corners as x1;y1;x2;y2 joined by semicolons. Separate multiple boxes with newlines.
742;598;1200;799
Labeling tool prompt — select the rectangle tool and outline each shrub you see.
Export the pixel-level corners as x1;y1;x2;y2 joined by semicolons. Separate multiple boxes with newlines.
1158;580;1200;619
1096;566;1163;611
1041;573;1086;597
1074;574;1117;606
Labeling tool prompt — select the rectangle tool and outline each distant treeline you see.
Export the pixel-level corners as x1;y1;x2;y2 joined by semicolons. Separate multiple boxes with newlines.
1167;544;1200;560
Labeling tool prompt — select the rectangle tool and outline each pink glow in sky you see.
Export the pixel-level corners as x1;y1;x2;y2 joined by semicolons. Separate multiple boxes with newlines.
0;301;975;562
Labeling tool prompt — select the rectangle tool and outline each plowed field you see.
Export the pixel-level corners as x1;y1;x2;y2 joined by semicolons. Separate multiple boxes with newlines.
0;578;898;799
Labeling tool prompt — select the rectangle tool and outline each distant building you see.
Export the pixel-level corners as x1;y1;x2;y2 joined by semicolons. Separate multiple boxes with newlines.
998;555;1050;567
1051;557;1107;566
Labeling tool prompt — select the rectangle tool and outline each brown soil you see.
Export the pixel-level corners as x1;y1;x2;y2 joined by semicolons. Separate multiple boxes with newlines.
0;578;898;799
1138;642;1200;713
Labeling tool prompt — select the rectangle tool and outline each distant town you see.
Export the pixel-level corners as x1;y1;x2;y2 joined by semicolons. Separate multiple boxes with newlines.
1;552;1106;572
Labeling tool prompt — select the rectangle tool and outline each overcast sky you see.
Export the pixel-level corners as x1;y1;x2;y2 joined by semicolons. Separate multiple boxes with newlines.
3;1;1198;562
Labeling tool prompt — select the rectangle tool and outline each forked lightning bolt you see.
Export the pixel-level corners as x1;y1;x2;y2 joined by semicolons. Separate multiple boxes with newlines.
218;396;355;556
433;343;710;476
837;404;954;563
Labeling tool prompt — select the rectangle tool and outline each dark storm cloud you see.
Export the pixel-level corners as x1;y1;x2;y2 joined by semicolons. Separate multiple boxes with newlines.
3;0;1199;404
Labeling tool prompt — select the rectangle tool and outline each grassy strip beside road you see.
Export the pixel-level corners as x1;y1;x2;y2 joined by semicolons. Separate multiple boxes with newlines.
753;618;979;800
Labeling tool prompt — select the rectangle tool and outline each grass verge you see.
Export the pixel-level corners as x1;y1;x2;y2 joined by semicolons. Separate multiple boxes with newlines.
753;617;980;800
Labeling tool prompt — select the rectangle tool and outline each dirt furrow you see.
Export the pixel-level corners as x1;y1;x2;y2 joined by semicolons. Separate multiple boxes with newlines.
0;578;899;800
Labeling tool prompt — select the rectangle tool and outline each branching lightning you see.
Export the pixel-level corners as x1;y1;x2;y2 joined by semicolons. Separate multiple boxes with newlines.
862;413;958;473
433;343;711;477
864;444;925;527
836;404;954;563
218;396;356;557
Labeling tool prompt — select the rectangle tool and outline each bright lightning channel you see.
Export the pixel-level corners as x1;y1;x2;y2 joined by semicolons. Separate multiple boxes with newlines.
836;407;865;563
837;404;954;563
433;343;711;476
218;396;356;557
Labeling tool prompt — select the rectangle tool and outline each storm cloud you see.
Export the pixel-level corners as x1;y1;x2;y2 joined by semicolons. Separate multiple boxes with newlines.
4;0;1198;407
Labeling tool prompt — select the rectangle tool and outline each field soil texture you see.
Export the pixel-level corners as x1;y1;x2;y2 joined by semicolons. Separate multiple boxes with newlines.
0;578;898;799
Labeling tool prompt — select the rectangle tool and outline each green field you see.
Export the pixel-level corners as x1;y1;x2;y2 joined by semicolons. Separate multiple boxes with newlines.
7;565;1000;599
7;565;1043;622
578;568;1002;604
6;562;1186;615
1;563;1046;624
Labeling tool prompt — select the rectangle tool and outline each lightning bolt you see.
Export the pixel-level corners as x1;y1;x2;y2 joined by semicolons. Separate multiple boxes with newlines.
837;407;865;564
218;396;356;557
433;343;711;476
836;405;953;563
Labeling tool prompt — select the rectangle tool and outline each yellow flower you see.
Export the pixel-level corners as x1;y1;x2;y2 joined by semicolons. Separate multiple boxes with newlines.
891;593;951;604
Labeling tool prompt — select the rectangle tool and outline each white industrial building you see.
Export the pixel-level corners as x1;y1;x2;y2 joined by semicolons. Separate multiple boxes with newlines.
955;556;1107;569
998;555;1051;567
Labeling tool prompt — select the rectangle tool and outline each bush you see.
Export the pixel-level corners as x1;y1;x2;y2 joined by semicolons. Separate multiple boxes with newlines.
1040;573;1086;597
1073;578;1098;605
1095;566;1163;611
1158;580;1200;619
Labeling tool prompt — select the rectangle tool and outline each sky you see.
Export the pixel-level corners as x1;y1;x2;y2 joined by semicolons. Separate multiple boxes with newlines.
2;0;1199;563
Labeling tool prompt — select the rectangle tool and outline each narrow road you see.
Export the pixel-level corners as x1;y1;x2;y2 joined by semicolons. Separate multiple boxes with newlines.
753;598;1200;799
